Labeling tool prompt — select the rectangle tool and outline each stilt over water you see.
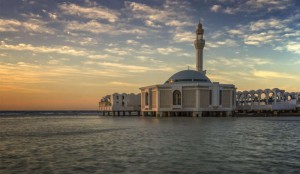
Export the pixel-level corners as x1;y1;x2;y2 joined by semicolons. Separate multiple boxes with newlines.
99;111;140;116
140;111;234;117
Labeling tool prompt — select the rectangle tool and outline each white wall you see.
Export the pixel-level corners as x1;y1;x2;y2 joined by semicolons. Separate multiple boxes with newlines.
99;93;141;111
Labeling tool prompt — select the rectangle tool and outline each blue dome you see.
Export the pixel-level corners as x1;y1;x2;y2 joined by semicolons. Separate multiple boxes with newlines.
165;70;211;84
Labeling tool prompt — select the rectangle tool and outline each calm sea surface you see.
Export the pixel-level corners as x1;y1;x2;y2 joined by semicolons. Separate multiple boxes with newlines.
1;115;300;174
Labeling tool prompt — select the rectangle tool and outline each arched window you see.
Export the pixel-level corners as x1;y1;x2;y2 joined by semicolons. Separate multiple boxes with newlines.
173;90;181;105
145;92;149;106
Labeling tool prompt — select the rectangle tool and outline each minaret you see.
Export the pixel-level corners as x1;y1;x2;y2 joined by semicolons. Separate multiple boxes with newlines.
194;22;206;74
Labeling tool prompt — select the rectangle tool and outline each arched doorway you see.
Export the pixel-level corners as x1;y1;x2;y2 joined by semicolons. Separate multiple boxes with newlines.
261;93;266;105
173;90;181;105
145;92;149;106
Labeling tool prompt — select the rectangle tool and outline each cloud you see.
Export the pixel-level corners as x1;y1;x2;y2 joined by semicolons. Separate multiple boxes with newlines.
244;32;277;45
66;37;98;46
119;28;146;34
59;3;119;22
135;56;163;64
47;59;60;65
249;18;284;31
224;7;235;14
0;53;8;57
173;30;194;43
126;40;139;45
65;20;113;34
216;39;238;47
228;29;244;35
87;61;174;73
99;62;149;72
110;81;140;87
211;5;222;12
41;10;57;20
252;70;297;79
220;15;298;50
0;61;136;94
207;57;272;68
165;20;193;27
124;1;193;28
145;20;162;28
0;19;21;32
157;47;182;55
285;42;300;55
207;39;238;48
0;42;86;56
84;0;98;6
104;47;133;56
178;53;192;57
0;42;109;59
0;18;54;34
245;0;292;11
210;31;224;39
214;0;292;14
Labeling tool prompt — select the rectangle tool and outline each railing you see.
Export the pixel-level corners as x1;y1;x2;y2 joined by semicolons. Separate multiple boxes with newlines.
237;102;296;111
99;106;112;111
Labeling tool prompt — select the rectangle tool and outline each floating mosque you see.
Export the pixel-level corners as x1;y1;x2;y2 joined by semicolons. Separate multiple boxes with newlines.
140;22;235;117
98;22;300;117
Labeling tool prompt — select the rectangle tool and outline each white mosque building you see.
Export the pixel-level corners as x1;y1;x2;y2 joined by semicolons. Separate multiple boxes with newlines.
140;22;236;117
98;93;141;115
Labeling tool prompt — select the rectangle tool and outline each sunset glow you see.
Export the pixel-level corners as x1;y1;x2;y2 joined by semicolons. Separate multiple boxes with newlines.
0;0;299;110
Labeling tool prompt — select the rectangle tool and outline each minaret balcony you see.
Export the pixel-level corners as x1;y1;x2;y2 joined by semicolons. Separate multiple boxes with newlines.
194;40;205;49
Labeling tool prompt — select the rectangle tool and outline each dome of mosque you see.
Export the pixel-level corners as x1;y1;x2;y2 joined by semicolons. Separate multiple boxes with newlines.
164;70;211;84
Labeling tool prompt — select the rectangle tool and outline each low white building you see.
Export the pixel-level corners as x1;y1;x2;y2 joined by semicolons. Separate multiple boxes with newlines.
237;88;300;112
140;22;236;117
99;93;141;113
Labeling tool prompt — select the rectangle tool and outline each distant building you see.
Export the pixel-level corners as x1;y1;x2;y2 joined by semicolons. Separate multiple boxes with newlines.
99;93;141;115
140;22;236;117
237;88;300;112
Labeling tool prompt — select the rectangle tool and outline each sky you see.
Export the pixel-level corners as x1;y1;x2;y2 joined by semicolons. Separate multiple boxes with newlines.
0;0;299;110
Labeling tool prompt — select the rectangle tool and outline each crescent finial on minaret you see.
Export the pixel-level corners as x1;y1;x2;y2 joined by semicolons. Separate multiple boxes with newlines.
198;21;202;28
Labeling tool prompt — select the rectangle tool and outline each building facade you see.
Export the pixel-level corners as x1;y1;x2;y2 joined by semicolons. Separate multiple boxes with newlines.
99;93;141;113
237;88;300;112
140;22;236;117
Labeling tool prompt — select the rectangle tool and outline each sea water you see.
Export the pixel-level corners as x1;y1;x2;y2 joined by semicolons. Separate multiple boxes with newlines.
1;115;300;173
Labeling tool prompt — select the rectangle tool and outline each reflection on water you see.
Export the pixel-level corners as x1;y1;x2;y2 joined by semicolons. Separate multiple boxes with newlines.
1;116;300;173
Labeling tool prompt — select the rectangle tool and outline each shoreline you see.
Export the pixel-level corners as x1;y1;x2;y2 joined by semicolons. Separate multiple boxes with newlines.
1;110;300;117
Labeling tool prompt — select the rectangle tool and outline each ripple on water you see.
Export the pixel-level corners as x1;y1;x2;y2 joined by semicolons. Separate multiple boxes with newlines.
1;116;300;173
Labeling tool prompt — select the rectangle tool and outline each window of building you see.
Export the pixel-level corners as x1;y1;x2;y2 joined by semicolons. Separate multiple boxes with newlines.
219;90;222;105
194;79;208;82
209;90;212;105
122;101;125;106
175;79;192;82
145;92;149;106
116;96;119;100
232;91;235;106
122;96;124;100
173;90;181;105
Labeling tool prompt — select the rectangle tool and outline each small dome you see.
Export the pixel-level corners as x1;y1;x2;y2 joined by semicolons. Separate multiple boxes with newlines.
165;70;211;84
